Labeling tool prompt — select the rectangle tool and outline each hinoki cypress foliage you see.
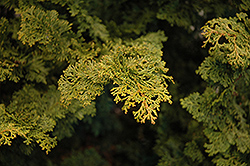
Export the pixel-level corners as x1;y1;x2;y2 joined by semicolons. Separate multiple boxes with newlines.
0;0;250;165
181;12;250;165
58;34;174;124
0;1;174;155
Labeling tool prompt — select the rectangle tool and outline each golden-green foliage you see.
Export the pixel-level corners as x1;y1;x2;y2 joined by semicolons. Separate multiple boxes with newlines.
181;13;250;165
0;85;95;154
201;12;250;69
0;0;174;155
59;32;174;124
1;0;250;165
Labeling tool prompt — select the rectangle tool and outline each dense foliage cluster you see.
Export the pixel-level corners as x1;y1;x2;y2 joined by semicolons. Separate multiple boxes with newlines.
0;0;249;165
181;11;250;165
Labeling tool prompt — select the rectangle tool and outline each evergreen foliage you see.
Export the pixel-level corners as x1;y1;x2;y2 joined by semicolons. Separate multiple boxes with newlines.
0;85;95;154
60;148;109;166
181;12;250;165
0;0;250;165
154;0;236;30
58;32;173;124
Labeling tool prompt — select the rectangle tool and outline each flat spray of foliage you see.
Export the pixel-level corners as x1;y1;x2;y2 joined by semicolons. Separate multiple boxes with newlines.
58;36;174;124
181;12;250;165
1;0;250;165
0;0;173;155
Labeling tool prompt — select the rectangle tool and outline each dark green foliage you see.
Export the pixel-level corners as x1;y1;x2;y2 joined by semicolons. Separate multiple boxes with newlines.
60;148;109;166
154;0;236;30
181;12;250;165
0;0;250;165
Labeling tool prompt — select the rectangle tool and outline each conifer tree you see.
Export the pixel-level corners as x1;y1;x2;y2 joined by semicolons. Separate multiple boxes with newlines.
0;0;249;165
181;12;250;165
1;0;174;162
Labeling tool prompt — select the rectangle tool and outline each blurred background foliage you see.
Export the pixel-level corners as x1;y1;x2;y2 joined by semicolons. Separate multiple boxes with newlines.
0;0;248;165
